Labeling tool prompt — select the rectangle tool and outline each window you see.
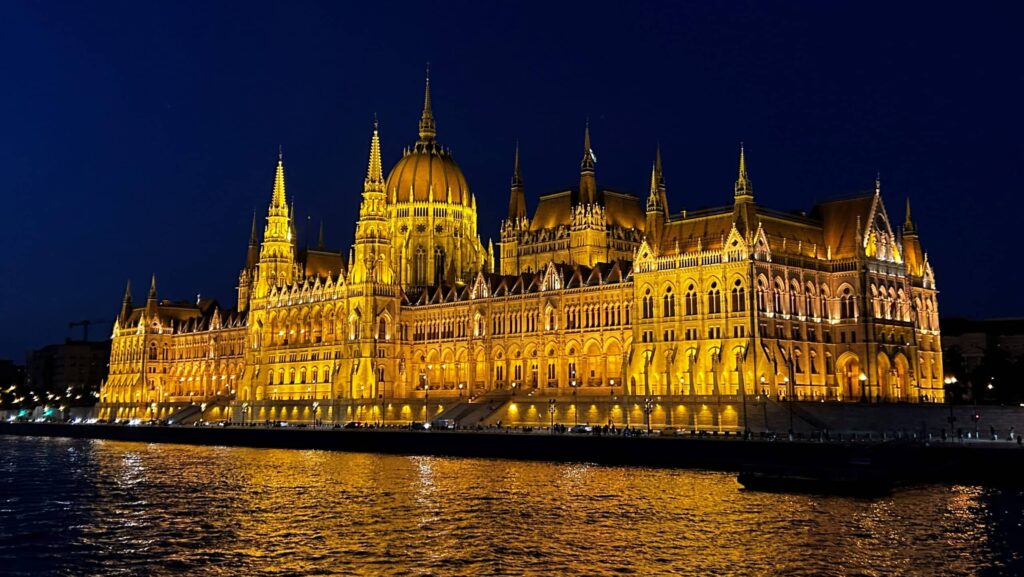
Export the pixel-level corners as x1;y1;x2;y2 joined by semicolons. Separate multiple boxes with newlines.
840;287;856;320
663;286;676;317
642;288;654;319
708;282;722;314
685;284;699;316
731;280;746;312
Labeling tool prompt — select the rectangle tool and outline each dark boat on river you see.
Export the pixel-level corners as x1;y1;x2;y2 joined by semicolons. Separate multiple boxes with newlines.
737;459;894;497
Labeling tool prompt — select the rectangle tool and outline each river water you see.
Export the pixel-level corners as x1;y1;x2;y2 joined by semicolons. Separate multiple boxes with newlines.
1;436;1022;576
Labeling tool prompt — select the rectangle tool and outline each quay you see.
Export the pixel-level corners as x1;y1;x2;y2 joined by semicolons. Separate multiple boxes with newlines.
2;421;1020;487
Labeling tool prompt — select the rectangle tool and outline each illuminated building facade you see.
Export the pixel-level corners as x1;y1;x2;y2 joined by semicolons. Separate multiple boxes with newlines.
99;75;943;425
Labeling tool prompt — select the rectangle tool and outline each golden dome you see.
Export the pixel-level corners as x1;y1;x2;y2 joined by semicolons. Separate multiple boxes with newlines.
385;142;471;206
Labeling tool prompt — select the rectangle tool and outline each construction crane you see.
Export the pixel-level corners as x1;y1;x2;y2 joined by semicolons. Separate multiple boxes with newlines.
68;319;109;342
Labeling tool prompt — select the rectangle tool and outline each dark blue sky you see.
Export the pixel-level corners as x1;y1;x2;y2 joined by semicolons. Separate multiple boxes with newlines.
2;1;1020;359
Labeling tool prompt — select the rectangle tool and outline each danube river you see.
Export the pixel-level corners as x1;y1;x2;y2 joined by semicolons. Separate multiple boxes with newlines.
1;436;1021;576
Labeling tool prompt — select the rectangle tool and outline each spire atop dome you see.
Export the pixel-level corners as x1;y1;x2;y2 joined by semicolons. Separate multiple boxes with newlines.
734;143;753;200
418;64;436;142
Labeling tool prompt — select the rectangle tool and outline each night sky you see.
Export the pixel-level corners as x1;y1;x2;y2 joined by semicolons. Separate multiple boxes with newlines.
2;1;1020;360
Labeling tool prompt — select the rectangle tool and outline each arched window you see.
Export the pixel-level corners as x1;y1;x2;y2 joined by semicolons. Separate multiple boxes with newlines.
642;288;654;319
707;282;722;314
805;283;815;318
840;287;856;320
414;246;427;285
299;367;307;384
434;246;446;285
772;280;784;314
757;279;768;313
663;286;676;317
789;282;800;316
730;280;746;312
148;343;157;361
685;284;698;316
311;367;319;384
288;369;296;384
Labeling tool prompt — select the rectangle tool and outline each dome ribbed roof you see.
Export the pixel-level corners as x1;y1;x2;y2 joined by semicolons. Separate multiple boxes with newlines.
386;142;470;206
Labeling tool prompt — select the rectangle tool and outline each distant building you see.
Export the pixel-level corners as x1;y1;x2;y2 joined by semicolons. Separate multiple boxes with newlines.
98;72;943;425
0;360;26;406
941;318;1024;372
26;340;110;406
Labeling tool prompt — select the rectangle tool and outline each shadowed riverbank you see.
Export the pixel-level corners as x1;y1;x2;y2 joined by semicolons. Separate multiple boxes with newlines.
2;422;1021;486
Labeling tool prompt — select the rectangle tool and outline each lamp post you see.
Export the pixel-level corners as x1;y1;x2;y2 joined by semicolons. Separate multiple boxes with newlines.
419;371;427;426
548;398;556;432
571;380;579;426
312;401;320;426
760;376;768;431
643;397;654;434
859;373;868;403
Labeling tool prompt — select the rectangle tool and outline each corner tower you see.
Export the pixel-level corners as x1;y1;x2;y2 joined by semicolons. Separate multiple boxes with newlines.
255;151;297;297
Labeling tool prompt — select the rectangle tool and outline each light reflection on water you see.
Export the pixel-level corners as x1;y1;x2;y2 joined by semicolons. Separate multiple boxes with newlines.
1;436;1020;576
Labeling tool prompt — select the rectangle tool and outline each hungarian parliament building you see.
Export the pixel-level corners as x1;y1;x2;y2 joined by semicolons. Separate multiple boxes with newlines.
98;75;943;428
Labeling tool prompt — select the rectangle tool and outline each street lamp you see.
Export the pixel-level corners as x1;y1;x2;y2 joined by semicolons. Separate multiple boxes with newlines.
548;398;556;432
571;380;579;425
312;401;320;426
643;397;654;434
859;373;868;403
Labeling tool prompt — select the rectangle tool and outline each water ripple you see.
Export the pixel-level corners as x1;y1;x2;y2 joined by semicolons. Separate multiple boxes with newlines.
1;436;1021;576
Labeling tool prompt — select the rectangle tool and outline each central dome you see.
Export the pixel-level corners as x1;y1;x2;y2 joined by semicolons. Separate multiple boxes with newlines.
385;142;471;206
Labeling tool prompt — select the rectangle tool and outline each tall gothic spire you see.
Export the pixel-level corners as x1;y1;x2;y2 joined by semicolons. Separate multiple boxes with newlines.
654;144;668;214
581;120;595;171
904;197;916;234
119;279;133;323
579;120;598;204
418;64;436;142
875;171;882;196
508;141;526;219
646;162;663;212
734;143;753;199
249;211;258;245
365;116;384;192
272;148;287;209
148;273;157;300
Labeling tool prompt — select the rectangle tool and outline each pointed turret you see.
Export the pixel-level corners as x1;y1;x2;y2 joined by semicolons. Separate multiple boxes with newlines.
646;158;665;245
317;220;325;250
508;141;527;220
579;121;598;204
654;144;669;215
145;274;158;317
734;143;753;200
487;238;495;273
272;148;287;210
417;65;436;143
245;211;260;269
119;279;133;324
257;151;296;293
903;196;924;276
350;119;395;285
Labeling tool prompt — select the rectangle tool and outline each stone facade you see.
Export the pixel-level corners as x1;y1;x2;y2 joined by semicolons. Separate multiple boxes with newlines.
98;75;943;425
